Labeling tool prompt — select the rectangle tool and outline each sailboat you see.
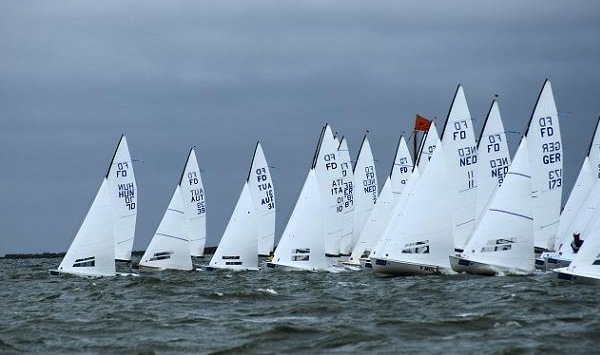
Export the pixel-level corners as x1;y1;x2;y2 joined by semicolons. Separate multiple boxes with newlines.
526;79;563;253
207;142;275;271
368;125;438;271
247;142;276;257
554;201;600;284
346;135;412;267
370;140;454;275
312;124;345;262
266;125;345;272
265;169;330;272
50;135;137;277
111;137;138;262
350;135;378;252
180;148;207;258
440;85;478;254
449;137;534;275
337;137;355;257
474;100;511;219
541;116;600;269
371;84;477;276
207;183;258;271
139;185;192;271
138;148;203;271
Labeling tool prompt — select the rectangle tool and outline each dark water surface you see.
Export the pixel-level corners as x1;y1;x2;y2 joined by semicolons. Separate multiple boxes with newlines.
0;258;597;354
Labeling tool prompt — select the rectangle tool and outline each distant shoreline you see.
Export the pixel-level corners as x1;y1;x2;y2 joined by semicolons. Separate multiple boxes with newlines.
1;246;217;259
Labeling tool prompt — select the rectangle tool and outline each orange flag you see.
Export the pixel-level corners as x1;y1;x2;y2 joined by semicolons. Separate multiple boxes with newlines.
414;114;431;131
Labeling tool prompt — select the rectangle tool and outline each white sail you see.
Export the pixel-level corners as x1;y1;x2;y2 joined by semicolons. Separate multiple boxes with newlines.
351;135;377;249
247;142;276;256
526;79;563;251
554;158;595;257
553;117;600;260
109;135;137;261
440;85;478;252
312;124;345;257
391;135;415;198
371;140;454;275
267;169;328;271
454;137;534;274
347;135;414;265
369;167;421;266
139;185;192;271
337;137;355;255
179;148;207;257
208;183;258;270
475;100;511;218
55;178;116;277
416;121;440;172
347;176;392;265
555;205;600;283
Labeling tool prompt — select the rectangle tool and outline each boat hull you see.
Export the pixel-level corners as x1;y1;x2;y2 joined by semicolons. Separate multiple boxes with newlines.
554;268;600;285
449;255;498;276
535;253;573;271
370;257;448;276
47;269;116;278
262;262;316;272
534;257;547;270
545;256;572;270
360;257;373;269
203;265;259;272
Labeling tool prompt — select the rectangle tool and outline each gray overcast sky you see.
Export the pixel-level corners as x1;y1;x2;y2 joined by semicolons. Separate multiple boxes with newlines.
1;1;599;254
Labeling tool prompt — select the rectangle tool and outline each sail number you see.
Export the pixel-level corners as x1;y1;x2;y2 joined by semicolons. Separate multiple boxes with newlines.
187;171;200;185
116;162;129;177
452;120;470;140
324;153;337;170
118;183;136;210
190;188;206;215
255;167;275;210
542;141;561;165
486;134;502;152
548;169;562;190
363;165;377;203
539;116;555;138
458;145;477;167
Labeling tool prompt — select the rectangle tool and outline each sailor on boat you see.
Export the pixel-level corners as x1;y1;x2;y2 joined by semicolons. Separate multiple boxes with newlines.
571;233;584;253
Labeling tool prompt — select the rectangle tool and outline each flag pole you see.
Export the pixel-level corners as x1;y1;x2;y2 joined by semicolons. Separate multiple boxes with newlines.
413;128;418;163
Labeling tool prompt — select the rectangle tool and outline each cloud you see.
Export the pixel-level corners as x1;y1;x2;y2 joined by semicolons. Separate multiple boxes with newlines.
0;1;599;253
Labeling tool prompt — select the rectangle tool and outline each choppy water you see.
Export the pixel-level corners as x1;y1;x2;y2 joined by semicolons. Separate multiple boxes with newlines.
0;258;598;354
